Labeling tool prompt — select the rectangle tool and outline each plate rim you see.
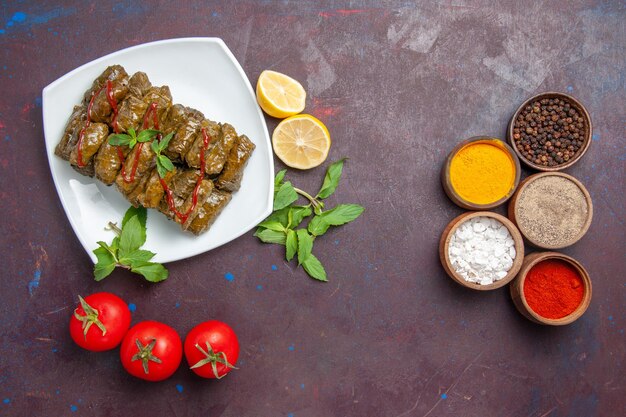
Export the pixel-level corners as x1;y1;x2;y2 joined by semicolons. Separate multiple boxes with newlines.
42;37;274;264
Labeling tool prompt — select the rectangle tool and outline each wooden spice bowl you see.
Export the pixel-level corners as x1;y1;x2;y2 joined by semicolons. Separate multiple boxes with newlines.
510;252;592;325
441;136;521;210
508;92;592;172
439;211;525;291
508;172;593;249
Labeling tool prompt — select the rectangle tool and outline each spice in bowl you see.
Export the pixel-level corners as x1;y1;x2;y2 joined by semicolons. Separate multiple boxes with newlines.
510;172;592;249
448;216;517;285
443;138;520;210
511;95;589;168
523;259;584;320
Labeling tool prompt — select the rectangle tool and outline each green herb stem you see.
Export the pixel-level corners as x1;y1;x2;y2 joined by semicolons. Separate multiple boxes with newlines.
294;187;323;211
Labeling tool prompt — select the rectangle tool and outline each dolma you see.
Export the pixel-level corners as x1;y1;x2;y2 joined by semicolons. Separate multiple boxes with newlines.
68;122;109;172
164;107;203;161
56;64;256;235
215;135;256;192
135;168;176;209
201;122;238;175
115;72;152;133
187;190;232;235
94;139;130;185
141;86;172;129
82;65;127;104
184;119;219;169
55;105;86;161
115;142;156;195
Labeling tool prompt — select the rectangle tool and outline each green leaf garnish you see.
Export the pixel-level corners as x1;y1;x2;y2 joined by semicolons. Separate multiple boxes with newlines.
285;230;297;261
118;215;145;258
302;254;327;282
92;206;168;283
93;245;116;281
136;129;160;143
254;229;286;245
158;132;174;151
273;181;298;210
296;229;313;265
130;261;169;282
255;161;362;282
122;206;147;229
108;134;132;147
308;204;364;236
317;158;346;199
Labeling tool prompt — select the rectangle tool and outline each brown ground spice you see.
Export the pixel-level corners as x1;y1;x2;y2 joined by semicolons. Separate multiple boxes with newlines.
516;176;589;247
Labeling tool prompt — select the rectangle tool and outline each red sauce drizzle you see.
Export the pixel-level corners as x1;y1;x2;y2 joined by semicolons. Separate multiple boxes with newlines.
119;102;160;183
159;128;211;223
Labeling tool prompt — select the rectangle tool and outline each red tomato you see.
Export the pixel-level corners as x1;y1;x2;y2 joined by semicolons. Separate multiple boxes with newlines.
69;293;131;352
184;320;239;379
120;321;182;382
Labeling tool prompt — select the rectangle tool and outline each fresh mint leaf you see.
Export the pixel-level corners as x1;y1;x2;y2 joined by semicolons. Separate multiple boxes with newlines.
158;132;174;151
285;230;297;261
119;215;145;258
308;216;330;237
274;181;298;210
289;206;313;228
110;236;120;252
257;220;286;232
308;204;364;236
274;169;287;187
108;134;131;147
296;229;313;265
156;159;168;178
122;206;147;230
255;228;286;245
137;129;160;143
130;261;169;283
119;249;156;265
321;204;364;226
96;240;118;260
158;155;174;172
317;158;346;199
262;207;291;228
302;254;327;282
151;138;160;154
93;246;116;281
127;128;137;140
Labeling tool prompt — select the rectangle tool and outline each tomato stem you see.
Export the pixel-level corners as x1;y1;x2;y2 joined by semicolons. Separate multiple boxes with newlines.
190;341;237;379
73;295;107;339
131;338;162;374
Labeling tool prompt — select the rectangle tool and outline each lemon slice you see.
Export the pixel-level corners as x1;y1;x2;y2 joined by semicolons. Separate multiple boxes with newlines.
272;114;331;169
256;70;306;118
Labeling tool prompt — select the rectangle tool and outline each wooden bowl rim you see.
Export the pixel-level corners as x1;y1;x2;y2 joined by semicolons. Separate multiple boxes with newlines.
510;172;594;249
512;252;592;325
439;211;525;291
507;91;592;172
441;136;521;210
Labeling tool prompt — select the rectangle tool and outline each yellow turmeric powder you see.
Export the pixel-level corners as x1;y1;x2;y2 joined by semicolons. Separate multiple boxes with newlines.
449;141;515;205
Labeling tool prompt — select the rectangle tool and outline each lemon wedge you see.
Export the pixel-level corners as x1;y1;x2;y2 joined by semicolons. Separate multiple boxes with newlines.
256;70;306;118
272;114;331;169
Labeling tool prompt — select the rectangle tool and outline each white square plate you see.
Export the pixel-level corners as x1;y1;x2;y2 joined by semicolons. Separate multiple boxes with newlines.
43;38;274;263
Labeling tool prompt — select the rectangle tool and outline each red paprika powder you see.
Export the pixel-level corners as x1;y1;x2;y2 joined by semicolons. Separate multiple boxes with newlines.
523;259;584;319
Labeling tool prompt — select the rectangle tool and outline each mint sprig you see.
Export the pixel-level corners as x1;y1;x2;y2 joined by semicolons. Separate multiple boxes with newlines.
254;159;364;282
151;132;174;178
93;206;168;282
109;128;160;149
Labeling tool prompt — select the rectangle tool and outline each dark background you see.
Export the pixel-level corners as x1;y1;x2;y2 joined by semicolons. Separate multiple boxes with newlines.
1;1;624;416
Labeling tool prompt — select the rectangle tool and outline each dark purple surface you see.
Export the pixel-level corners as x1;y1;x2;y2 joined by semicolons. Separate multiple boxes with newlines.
1;1;624;416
